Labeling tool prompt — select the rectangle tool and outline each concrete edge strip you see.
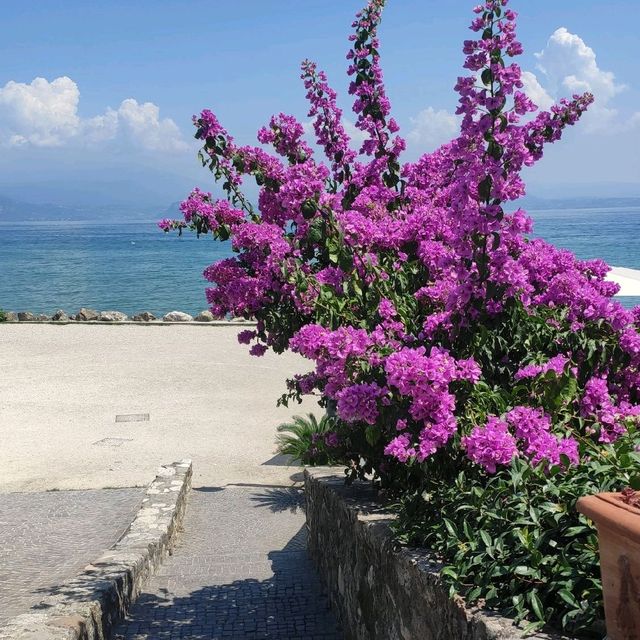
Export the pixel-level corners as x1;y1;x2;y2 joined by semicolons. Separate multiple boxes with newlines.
0;460;193;640
1;321;256;327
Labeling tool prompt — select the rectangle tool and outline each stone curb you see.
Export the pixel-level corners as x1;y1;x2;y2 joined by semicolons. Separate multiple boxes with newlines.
1;321;256;327
305;468;570;640
0;460;193;640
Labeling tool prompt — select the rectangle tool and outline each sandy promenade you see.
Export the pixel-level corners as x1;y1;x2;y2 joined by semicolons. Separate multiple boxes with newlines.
0;324;317;492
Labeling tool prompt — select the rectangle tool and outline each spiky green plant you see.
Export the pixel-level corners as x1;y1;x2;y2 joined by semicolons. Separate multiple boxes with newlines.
276;413;340;465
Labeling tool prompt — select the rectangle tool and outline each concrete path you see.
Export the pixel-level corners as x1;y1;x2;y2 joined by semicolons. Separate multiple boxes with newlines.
0;324;316;492
115;486;342;640
0;487;144;626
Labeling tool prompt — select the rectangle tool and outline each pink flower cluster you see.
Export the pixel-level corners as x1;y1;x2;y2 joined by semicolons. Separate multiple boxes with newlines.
463;406;579;473
167;0;640;476
514;354;570;381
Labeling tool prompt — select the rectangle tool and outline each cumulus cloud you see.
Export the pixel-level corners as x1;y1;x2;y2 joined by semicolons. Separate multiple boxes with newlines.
342;118;368;144
520;71;554;111
408;107;460;150
529;28;630;131
0;76;80;146
0;76;188;151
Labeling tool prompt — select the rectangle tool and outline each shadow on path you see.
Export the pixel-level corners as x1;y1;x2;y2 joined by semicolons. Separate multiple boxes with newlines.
115;487;342;640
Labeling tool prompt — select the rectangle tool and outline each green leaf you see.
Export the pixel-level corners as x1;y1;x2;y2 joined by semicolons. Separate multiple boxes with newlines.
365;424;381;446
440;566;458;580
529;591;545;622
478;175;493;201
443;518;458;539
480;530;493;548
558;589;579;608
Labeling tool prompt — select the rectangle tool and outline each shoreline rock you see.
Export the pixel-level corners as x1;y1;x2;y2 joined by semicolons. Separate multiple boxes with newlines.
132;311;156;322
0;307;252;324
98;310;129;322
76;307;99;321
162;311;194;322
52;310;69;322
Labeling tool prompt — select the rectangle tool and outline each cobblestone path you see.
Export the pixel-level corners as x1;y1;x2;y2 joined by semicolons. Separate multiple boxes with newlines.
0;488;144;626
116;486;342;640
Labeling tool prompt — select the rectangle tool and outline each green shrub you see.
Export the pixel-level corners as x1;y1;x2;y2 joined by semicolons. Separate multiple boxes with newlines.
276;413;344;465
393;426;640;637
0;309;7;322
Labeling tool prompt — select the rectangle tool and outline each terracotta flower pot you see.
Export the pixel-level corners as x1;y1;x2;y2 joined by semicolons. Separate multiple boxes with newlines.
577;491;640;640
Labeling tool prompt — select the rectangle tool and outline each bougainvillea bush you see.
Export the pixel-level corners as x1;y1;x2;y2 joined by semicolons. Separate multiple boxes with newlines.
162;0;640;634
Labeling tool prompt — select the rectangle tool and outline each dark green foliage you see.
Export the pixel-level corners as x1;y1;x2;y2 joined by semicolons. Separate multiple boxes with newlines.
393;427;640;637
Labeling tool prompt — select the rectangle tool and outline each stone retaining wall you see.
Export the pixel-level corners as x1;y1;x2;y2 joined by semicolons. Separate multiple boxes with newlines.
0;460;193;640
305;468;569;640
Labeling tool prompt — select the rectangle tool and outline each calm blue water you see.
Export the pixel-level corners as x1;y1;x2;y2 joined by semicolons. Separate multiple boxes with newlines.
529;207;640;310
0;222;233;316
0;207;638;315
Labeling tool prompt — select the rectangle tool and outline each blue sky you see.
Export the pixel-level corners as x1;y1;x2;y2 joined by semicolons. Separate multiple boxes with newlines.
0;0;638;209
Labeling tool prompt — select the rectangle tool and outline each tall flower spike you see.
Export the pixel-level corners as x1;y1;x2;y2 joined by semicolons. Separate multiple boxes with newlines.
257;113;314;165
347;0;405;185
524;93;595;163
301;60;355;186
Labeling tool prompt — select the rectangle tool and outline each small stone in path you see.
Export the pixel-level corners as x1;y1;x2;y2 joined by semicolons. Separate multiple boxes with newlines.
99;310;129;322
195;310;215;322
52;310;69;322
132;311;156;322
162;311;193;322
17;311;36;321
76;308;99;321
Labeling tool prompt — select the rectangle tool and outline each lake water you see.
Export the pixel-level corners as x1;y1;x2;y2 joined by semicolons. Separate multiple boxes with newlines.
0;221;232;316
0;207;639;315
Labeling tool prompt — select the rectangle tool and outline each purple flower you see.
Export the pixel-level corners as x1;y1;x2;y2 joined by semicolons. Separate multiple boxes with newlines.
337;382;383;424
463;418;519;473
325;432;340;448
384;434;415;463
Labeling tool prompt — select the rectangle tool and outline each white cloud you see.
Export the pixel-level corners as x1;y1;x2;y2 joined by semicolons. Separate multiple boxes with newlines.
115;98;187;152
408;107;459;150
529;27;629;132
342;118;368;144
0;76;188;151
0;76;80;146
535;28;624;101
520;71;554;111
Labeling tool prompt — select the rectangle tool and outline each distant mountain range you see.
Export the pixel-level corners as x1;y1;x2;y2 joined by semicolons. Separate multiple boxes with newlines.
1;193;640;223
0;194;158;223
518;195;640;211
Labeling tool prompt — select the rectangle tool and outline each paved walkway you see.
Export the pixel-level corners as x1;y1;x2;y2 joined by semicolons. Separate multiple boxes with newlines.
115;486;342;640
0;488;144;626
